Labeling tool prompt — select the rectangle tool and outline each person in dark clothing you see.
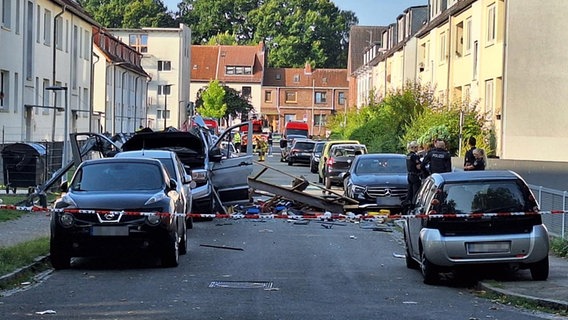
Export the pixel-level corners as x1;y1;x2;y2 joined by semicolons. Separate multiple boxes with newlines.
405;141;422;202
464;148;486;170
422;139;452;175
267;132;273;155
464;136;477;170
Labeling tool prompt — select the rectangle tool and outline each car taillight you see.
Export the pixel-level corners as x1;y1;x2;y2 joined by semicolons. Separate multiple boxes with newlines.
291;148;299;155
327;158;335;166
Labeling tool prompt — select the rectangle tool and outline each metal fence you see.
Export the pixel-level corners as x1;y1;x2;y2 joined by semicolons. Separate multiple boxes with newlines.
529;184;568;239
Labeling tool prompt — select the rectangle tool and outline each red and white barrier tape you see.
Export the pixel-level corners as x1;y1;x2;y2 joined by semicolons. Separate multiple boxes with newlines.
0;205;564;220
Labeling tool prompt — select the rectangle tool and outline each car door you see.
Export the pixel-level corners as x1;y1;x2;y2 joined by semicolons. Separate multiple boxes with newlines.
209;121;254;206
405;178;436;259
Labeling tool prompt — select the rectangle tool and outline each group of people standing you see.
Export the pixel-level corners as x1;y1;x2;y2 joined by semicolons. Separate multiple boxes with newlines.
405;136;486;202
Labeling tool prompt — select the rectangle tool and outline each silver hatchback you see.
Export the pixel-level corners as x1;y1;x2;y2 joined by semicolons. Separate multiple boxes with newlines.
403;170;549;284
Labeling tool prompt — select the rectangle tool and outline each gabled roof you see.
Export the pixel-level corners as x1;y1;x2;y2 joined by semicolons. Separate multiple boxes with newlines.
191;44;265;84
93;27;148;77
347;26;387;75
263;67;348;88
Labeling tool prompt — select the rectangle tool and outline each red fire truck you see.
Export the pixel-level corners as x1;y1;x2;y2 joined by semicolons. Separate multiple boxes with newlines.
241;119;268;152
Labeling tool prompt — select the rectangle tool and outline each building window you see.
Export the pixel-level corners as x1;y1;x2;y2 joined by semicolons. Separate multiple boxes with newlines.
485;79;494;119
43;9;51;45
55;16;63;50
439;31;446;63
84;30;90;60
15;0;20;34
465;17;472;54
264;90;272;102
42;79;50;115
285;91;297;103
293;74;300;83
129;34;148;53
486;3;496;44
275;74;281;80
25;1;33;79
0;70;8;109
338;92;346;105
36;4;40;43
158;60;171;71
158;85;171;95
315;91;327;103
225;66;252;75
455;21;463;57
242;86;251;98
157;109;170;120
2;0;11;29
473;40;479;80
284;114;296;123
314;114;326;126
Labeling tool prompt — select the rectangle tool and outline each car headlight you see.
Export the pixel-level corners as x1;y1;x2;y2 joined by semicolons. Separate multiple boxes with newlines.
351;185;366;199
59;213;75;228
145;192;168;205
55;194;77;209
191;169;208;183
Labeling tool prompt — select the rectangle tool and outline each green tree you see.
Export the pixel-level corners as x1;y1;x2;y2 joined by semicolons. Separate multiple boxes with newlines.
79;0;176;28
196;80;227;119
206;31;238;45
194;81;253;123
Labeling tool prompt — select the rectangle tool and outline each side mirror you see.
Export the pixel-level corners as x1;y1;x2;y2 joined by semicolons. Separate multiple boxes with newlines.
209;150;223;163
60;181;69;192
169;178;178;190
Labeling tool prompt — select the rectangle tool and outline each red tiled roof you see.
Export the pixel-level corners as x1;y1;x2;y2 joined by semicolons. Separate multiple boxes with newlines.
263;68;348;88
191;44;265;84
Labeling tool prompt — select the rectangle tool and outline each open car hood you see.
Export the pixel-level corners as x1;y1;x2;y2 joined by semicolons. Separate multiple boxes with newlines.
122;131;205;152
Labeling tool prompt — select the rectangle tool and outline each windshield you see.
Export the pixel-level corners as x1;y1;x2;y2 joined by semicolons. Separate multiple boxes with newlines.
354;157;406;175
435;181;531;214
286;129;308;137
71;162;164;191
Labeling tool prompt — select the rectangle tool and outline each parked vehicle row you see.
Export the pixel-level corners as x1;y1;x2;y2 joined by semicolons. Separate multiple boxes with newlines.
50;116;254;269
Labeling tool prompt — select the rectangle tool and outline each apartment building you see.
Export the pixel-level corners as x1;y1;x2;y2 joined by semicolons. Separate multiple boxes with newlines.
110;24;191;131
190;43;266;127
262;64;349;137
351;0;568;161
92;27;149;135
0;0;96;145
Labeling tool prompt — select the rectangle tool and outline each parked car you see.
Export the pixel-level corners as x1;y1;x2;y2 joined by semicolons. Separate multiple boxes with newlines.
287;139;316;166
318;140;360;183
342;153;408;212
310;141;326;173
114;150;194;228
50;157;186;269
324;144;367;189
403;170;549;284
280;134;308;162
121;116;253;215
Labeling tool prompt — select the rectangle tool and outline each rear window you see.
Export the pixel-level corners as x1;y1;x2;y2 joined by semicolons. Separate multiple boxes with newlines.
295;142;315;150
72;162;164;191
314;143;325;152
354;157;406;174
435;180;534;214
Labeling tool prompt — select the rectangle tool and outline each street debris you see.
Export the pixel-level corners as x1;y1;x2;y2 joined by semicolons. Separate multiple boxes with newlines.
35;310;57;315
199;244;244;251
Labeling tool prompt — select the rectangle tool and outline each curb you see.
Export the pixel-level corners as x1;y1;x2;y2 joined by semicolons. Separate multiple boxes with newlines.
477;281;568;312
0;255;51;289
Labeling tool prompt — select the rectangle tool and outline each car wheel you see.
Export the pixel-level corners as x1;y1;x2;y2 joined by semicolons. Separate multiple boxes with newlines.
50;238;71;270
325;176;332;189
186;217;194;229
318;174;323;183
162;231;180;268
420;249;439;284
530;256;549;281
288;160;293;166
310;162;317;173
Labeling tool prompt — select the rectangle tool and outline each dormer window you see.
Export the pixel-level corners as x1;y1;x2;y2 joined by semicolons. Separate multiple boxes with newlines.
225;66;252;75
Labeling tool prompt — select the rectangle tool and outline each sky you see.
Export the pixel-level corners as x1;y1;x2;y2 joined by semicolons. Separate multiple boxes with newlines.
162;0;427;26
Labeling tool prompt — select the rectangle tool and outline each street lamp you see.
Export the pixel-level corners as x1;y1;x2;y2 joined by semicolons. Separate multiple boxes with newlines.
163;84;174;130
46;86;69;177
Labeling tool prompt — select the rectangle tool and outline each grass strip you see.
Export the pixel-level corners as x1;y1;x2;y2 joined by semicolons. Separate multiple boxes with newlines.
0;237;50;275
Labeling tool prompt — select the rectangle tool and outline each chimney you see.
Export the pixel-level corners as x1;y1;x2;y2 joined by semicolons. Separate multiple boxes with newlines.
304;62;312;75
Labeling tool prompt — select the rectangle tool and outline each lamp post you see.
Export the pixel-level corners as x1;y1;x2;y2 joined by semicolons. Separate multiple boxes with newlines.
163;84;173;130
46;86;69;179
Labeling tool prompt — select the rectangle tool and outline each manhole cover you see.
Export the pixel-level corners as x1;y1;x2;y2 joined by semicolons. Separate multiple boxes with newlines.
209;281;273;289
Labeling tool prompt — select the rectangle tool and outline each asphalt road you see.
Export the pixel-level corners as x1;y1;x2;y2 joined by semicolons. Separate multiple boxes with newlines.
0;150;556;319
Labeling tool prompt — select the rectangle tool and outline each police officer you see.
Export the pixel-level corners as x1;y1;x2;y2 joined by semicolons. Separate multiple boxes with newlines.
463;136;476;170
233;131;241;152
422;139;452;175
405;141;422;202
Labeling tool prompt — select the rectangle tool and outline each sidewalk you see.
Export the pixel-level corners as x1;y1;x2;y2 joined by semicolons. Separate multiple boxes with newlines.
2;206;568;314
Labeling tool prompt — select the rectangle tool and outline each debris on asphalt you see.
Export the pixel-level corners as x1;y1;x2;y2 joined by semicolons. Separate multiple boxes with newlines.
35;310;57;315
199;244;244;251
293;220;310;225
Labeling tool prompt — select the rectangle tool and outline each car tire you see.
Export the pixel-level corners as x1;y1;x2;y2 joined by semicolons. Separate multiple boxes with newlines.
179;225;188;255
318;174;323;183
186;217;194;229
310;162;317;173
420;250;439;285
404;236;419;270
530;256;549;281
325;176;332;189
50;238;71;270
162;231;180;268
288;160;293;166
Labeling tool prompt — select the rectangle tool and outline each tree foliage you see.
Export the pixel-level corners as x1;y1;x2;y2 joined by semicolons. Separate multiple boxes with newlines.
194;81;253;124
196;80;227;119
78;0;176;28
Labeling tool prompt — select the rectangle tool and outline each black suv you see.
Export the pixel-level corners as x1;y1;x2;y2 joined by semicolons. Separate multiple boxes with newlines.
287;139;316;166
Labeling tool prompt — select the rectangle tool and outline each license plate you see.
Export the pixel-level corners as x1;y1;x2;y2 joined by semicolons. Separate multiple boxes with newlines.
467;241;510;254
91;226;129;236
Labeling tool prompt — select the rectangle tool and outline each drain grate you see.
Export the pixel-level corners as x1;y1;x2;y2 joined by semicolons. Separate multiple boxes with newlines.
209;281;273;289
